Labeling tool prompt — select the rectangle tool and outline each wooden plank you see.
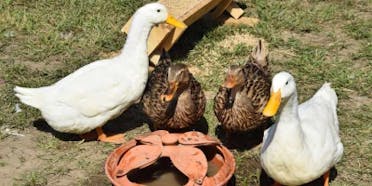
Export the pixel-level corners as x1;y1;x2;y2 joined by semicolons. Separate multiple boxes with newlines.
208;0;232;19
122;0;221;32
121;18;131;33
162;27;186;51
179;0;224;24
226;1;244;19
121;0;248;64
145;25;173;56
149;48;162;65
122;19;173;56
121;0;224;55
159;0;210;19
159;0;224;54
218;16;259;27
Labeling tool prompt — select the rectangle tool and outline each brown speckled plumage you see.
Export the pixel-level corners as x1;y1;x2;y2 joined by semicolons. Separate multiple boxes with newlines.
142;51;206;130
214;40;271;133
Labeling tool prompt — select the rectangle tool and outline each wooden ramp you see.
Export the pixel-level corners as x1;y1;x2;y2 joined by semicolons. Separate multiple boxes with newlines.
122;0;249;64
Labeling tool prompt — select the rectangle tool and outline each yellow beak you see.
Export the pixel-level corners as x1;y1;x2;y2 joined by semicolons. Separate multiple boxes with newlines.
166;15;187;28
262;90;281;117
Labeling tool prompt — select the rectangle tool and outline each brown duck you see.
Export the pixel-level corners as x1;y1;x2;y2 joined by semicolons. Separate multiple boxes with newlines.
214;40;271;134
142;51;206;131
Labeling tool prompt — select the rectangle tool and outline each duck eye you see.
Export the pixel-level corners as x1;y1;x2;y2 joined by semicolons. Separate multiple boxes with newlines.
156;9;161;13
285;81;289;85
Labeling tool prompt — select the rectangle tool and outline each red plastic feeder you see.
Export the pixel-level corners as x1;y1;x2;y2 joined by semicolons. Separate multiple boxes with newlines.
105;130;235;186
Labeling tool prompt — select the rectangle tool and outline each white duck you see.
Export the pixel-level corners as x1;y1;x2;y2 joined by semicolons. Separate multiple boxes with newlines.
14;3;186;143
260;72;343;186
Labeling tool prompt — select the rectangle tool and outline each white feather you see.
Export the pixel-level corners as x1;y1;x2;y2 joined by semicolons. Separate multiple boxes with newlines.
14;3;171;134
261;72;343;185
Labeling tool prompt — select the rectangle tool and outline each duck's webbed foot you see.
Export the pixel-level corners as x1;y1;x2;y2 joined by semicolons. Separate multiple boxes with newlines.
96;127;126;144
323;170;330;186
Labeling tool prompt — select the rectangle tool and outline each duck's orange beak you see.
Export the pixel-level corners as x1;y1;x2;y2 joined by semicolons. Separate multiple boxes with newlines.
262;90;281;117
161;82;178;102
223;75;237;89
166;15;187;28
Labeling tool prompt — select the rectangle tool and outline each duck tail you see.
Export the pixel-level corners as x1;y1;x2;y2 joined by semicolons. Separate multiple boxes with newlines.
158;49;171;66
315;83;340;130
251;40;269;69
14;86;45;109
315;83;338;107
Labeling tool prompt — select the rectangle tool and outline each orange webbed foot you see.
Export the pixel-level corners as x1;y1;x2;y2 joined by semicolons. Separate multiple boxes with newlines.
323;170;330;186
96;127;126;144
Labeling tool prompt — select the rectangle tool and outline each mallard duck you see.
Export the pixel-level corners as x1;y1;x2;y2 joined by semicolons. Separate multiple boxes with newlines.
260;72;343;186
14;3;186;143
214;40;271;135
142;51;206;130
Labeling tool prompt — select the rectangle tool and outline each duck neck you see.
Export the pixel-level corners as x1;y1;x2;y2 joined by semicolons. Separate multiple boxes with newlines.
279;92;299;122
276;91;305;148
120;15;153;61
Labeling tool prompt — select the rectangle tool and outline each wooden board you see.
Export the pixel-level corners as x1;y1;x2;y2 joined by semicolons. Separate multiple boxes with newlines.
121;0;246;63
122;19;174;57
218;16;259;26
208;0;233;19
122;0;224;62
226;1;244;19
160;0;224;50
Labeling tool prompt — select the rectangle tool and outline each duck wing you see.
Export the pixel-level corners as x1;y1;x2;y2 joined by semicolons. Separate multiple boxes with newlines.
142;54;171;126
242;63;271;113
53;59;143;117
189;75;206;122
299;83;343;163
299;83;339;132
173;74;206;125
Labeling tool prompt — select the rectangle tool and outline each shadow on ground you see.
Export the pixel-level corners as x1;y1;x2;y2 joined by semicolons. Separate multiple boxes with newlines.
259;166;339;186
215;120;273;150
168;18;221;60
147;116;209;134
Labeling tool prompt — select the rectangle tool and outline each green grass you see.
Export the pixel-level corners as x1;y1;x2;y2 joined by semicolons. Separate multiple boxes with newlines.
345;19;372;40
14;170;48;186
1;0;371;185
